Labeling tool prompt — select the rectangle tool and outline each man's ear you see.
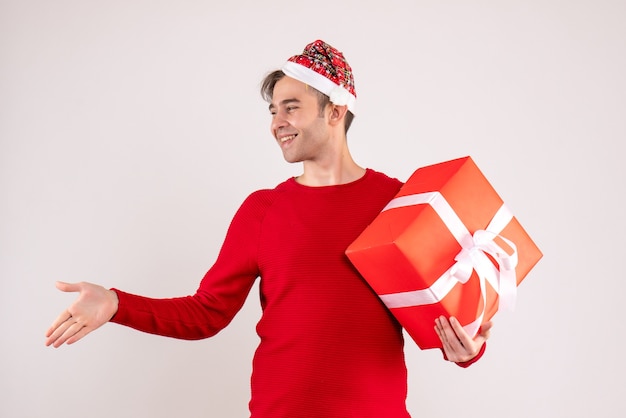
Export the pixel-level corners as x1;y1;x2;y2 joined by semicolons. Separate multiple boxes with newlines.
328;104;348;127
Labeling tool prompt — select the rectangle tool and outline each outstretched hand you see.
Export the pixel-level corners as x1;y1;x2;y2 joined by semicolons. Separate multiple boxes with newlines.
434;316;493;363
45;281;119;348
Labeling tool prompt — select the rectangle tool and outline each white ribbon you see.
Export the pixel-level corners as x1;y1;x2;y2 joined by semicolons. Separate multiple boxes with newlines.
377;191;518;337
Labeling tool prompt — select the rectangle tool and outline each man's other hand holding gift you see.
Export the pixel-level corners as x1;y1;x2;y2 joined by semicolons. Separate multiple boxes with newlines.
435;316;493;364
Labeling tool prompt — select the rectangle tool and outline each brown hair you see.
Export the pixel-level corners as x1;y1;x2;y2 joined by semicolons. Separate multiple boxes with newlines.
260;70;355;134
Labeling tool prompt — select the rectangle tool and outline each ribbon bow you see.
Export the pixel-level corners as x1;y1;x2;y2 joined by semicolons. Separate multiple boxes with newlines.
378;191;518;337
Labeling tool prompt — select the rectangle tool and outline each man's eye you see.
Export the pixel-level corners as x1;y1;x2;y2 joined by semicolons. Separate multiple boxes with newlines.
286;106;297;112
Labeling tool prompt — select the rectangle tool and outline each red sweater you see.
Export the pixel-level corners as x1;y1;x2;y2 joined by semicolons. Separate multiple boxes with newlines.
111;169;482;417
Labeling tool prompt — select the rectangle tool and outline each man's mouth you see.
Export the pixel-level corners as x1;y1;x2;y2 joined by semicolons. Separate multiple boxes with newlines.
280;134;297;143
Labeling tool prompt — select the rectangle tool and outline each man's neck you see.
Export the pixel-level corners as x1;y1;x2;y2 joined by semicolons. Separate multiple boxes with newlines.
297;158;366;187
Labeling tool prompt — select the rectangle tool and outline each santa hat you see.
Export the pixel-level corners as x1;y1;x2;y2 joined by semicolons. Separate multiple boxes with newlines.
282;40;357;113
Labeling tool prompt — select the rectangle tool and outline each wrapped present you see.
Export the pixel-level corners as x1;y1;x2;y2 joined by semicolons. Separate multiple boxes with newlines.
346;156;542;350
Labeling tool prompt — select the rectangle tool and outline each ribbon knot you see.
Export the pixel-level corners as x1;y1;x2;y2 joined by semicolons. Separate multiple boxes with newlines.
451;229;519;311
450;248;475;284
378;191;520;338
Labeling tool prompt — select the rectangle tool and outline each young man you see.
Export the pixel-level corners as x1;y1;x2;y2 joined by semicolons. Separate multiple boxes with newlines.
45;40;492;417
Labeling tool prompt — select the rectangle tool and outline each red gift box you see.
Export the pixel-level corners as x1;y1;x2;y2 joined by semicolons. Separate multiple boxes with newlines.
346;156;542;350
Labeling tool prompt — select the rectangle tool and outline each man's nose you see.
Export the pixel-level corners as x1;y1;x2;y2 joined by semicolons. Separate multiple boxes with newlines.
271;110;288;132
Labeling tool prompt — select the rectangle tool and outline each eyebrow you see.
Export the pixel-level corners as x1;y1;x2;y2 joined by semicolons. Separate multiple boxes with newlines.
268;98;301;112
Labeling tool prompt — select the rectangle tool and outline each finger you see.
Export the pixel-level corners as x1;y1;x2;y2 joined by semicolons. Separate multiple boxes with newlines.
66;326;92;345
478;321;494;338
45;317;75;347
435;317;464;356
434;321;451;353
435;329;461;362
434;317;452;345
45;310;73;338
52;321;86;348
471;322;492;348
434;318;447;345
449;317;473;348
438;317;462;346
55;281;82;293
46;282;82;336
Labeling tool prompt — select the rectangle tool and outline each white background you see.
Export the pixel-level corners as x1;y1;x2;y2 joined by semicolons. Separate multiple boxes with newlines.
1;1;624;417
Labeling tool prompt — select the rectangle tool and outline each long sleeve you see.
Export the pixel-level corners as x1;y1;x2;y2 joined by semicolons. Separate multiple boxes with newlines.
110;191;272;339
448;342;487;368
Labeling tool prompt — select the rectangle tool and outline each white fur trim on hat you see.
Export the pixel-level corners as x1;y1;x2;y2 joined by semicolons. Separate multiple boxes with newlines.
282;61;357;113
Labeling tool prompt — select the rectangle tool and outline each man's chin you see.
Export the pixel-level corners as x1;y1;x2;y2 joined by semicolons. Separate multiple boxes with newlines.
281;154;302;164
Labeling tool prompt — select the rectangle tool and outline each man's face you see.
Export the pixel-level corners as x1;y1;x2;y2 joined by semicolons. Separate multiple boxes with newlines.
268;76;330;163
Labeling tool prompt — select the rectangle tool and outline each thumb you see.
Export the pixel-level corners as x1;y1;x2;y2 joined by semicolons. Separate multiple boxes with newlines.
478;320;494;338
55;281;82;293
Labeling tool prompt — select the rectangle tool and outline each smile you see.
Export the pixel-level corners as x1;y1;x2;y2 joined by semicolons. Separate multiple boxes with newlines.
280;134;297;143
